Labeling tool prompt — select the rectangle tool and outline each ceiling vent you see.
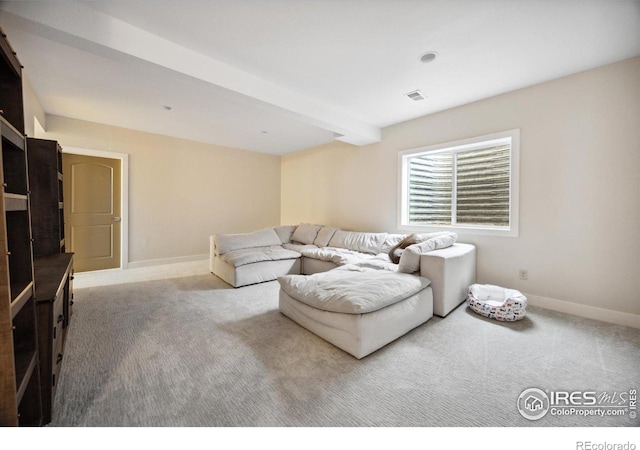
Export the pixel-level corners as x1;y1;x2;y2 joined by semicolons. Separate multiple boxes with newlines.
405;90;426;101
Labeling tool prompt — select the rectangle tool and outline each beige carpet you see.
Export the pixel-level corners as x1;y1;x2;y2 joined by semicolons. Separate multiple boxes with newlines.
51;273;640;427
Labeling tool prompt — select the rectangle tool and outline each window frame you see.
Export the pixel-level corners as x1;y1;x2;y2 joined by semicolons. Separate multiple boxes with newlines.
398;129;520;237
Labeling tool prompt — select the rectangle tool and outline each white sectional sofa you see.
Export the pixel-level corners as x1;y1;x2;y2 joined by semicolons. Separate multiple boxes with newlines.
210;223;476;317
210;223;476;358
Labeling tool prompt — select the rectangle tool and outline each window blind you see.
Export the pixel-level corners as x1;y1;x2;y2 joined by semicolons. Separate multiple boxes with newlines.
408;153;452;225
407;144;510;227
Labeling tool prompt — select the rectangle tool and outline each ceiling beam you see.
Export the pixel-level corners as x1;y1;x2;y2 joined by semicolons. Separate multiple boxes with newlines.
0;1;381;146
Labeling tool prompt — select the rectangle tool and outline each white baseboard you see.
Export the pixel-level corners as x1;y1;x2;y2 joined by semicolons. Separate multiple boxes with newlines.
128;254;209;269
525;293;640;329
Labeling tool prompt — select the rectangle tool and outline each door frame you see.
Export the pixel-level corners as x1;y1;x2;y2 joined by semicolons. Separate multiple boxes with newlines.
62;147;129;270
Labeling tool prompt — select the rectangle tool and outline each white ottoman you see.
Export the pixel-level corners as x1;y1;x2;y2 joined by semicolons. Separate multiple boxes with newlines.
278;265;433;359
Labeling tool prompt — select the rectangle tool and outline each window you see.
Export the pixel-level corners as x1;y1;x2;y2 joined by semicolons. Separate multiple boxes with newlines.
398;129;519;237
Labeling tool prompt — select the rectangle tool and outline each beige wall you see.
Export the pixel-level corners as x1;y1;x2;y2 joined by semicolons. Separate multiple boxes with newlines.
22;75;46;137
41;115;281;264
282;57;640;318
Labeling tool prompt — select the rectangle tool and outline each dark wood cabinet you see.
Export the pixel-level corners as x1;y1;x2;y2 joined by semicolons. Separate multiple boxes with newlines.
0;24;42;427
27;138;65;256
0;25;73;427
34;253;73;424
26;135;74;426
27;138;74;423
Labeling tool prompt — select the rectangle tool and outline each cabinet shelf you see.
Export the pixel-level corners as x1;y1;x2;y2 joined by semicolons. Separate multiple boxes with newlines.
12;295;38;403
0;116;24;149
15;351;37;404
6;210;34;300
4;193;28;211
2;119;28;196
10;281;34;319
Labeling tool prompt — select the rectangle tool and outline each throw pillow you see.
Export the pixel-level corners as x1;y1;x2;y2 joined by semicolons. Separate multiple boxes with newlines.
274;225;296;244
397;244;424;273
388;233;422;264
291;223;322;245
314;226;339;247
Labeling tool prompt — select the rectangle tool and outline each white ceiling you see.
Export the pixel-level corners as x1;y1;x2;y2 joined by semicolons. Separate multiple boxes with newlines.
1;0;639;155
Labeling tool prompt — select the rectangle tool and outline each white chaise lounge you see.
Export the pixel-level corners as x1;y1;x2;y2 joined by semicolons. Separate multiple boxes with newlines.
278;265;434;359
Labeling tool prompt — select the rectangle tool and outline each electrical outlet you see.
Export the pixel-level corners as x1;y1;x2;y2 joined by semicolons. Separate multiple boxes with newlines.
519;269;528;280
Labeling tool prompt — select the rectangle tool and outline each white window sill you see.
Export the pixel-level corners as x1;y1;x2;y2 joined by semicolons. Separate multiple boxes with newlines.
398;223;519;238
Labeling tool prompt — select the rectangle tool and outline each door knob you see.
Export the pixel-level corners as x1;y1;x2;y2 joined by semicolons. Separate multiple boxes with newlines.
112;216;121;222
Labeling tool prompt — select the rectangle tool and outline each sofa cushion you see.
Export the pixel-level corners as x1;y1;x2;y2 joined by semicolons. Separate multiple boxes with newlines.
220;246;301;268
282;242;318;253
352;253;398;272
215;228;282;255
327;230;388;255
301;247;376;266
398;232;458;273
313;226;339;247
274;225;297;244
291;223;322;245
278;265;431;314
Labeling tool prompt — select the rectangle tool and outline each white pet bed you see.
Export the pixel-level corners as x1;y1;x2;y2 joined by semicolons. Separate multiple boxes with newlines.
278;265;433;359
467;283;527;321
